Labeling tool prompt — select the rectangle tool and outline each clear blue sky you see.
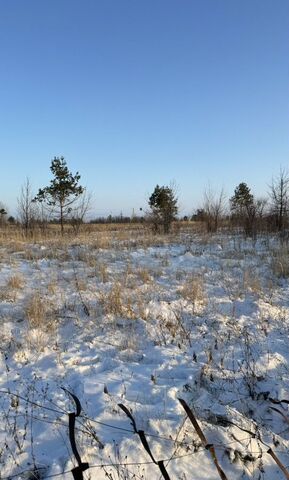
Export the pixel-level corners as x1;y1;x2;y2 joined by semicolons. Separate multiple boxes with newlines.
1;0;288;217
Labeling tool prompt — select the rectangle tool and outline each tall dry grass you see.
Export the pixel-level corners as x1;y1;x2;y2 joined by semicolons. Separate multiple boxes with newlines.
0;221;202;252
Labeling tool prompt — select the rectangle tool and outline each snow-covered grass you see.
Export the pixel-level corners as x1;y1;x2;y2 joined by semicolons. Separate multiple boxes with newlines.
1;224;289;479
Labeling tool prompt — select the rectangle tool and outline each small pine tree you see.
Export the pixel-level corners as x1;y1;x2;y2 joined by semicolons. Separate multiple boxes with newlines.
230;183;254;213
230;183;255;236
34;157;84;235
148;184;178;233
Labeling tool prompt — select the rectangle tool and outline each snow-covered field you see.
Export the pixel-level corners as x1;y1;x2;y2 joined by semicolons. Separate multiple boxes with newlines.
1;226;289;479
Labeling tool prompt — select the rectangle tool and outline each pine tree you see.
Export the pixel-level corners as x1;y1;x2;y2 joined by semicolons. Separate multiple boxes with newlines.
34;157;83;235
148;184;178;233
230;183;255;236
230;183;254;213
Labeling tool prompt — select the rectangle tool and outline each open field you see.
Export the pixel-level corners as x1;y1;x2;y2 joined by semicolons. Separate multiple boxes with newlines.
1;223;289;479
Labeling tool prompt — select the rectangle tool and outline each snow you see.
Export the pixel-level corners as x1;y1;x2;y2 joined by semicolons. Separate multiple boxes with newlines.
1;231;289;479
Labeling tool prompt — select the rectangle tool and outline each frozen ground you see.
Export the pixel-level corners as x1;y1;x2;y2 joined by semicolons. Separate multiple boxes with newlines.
1;229;289;479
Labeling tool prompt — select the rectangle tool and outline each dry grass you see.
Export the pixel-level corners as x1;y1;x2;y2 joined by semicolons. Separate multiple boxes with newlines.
97;262;109;283
25;292;52;329
0;275;24;303
271;251;289;278
161;309;192;347
178;275;206;312
47;279;58;295
24;291;58;351
0;287;16;302
100;283;123;316
100;282;136;318
242;268;261;295
136;267;152;284
0;221;203;252
76;278;88;291
6;274;24;290
135;295;149;321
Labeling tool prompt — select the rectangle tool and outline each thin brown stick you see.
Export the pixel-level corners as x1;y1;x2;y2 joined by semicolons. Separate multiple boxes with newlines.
267;449;289;479
178;398;228;480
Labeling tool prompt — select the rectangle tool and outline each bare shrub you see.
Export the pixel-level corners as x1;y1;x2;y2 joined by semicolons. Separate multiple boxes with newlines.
203;186;226;233
17;177;39;237
161;309;192;347
269;168;289;232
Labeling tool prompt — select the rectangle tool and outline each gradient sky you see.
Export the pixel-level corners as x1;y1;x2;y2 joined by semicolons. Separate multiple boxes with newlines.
1;0;288;217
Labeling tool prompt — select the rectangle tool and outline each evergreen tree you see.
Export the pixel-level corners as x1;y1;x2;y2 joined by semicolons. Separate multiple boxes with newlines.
230;183;254;214
148;184;178;233
230;183;255;236
34;157;83;235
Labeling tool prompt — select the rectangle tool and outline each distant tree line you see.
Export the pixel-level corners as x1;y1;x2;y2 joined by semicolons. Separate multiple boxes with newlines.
191;169;289;238
89;215;144;224
1;157;289;238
